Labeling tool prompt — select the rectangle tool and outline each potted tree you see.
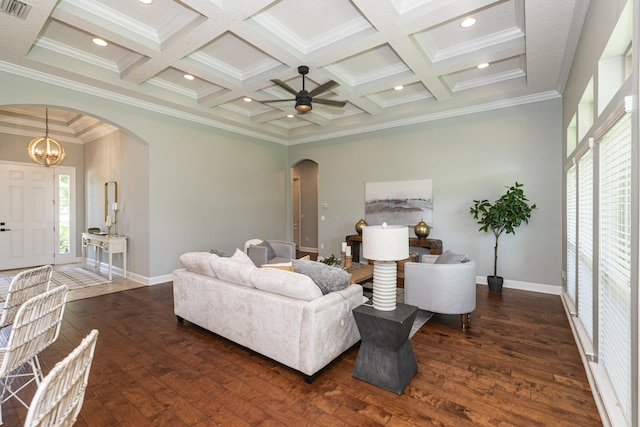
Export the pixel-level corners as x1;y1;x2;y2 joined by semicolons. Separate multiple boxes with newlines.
469;182;536;292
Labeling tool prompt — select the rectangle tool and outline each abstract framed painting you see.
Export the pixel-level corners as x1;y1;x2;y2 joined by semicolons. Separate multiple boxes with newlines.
365;179;433;227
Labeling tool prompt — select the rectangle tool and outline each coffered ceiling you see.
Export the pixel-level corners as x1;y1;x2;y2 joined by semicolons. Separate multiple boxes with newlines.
0;0;589;145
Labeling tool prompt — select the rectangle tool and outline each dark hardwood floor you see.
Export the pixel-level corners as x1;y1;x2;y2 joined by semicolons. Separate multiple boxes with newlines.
3;283;602;426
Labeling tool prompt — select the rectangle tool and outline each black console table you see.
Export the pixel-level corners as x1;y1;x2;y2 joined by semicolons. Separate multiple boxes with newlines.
345;234;442;263
352;303;418;394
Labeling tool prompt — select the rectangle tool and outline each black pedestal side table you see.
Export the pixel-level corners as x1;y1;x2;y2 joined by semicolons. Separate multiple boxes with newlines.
352;303;418;394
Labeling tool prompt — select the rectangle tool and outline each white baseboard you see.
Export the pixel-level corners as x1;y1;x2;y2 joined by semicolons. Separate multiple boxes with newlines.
561;292;621;427
475;276;561;295
148;273;173;285
72;256;171;285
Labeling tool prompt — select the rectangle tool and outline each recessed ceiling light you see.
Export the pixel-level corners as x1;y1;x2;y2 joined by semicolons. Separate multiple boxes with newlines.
243;97;252;102
183;74;195;80
394;85;404;91
460;17;477;28
139;0;153;4
287;114;294;118
92;38;108;47
477;62;490;69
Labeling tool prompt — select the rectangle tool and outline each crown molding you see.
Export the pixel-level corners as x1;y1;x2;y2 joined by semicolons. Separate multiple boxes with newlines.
0;61;289;145
0;60;561;147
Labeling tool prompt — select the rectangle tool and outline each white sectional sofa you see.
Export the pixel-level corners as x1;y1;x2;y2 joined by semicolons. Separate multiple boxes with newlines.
173;250;363;381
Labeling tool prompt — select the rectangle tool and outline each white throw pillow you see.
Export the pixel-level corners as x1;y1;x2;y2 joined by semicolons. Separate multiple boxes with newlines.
179;252;219;278
252;268;322;301
211;255;257;287
231;248;255;265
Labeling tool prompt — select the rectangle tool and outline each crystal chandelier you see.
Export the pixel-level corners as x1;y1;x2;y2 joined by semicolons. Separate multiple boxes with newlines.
27;108;65;167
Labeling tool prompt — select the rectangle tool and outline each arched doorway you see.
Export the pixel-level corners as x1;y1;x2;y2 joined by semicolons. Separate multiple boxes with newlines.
0;105;149;275
292;160;318;255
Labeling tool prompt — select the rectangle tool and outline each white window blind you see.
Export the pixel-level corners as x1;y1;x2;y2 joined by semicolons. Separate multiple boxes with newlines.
598;113;631;424
578;150;593;340
566;165;577;304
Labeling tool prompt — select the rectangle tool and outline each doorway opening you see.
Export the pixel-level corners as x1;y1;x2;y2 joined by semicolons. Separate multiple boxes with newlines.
292;160;318;255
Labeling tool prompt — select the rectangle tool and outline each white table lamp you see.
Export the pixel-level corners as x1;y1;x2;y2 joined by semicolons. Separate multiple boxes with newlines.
362;223;409;311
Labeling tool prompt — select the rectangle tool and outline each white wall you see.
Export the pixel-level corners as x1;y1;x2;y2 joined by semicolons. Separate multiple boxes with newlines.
85;130;150;277
0;69;563;288
289;99;563;288
0;71;289;279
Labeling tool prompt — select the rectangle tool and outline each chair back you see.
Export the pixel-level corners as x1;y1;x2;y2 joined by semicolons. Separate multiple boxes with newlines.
244;239;263;253
0;285;68;379
0;265;52;329
23;329;99;427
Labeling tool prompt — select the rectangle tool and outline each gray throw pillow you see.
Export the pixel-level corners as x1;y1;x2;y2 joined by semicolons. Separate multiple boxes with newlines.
257;240;276;260
435;250;468;264
292;259;351;294
210;248;227;257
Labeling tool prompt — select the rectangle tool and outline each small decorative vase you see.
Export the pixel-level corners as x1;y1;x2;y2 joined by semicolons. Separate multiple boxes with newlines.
355;218;368;235
414;219;430;239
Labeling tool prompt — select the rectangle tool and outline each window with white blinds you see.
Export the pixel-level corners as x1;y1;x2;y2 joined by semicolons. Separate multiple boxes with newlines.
566;166;577;304
598;112;631;423
578;150;594;340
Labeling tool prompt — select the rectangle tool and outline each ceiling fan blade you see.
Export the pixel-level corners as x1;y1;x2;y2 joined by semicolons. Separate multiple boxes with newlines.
260;99;296;103
271;79;298;95
308;80;338;97
313;98;346;108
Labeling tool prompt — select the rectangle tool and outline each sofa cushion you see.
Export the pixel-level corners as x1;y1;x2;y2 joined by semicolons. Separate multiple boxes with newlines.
292;259;351;294
179;252;219;278
211;249;257;287
252;268;322;301
435;250;468;264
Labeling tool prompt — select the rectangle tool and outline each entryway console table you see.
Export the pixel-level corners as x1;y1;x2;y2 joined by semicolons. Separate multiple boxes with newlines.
81;233;127;280
345;234;443;263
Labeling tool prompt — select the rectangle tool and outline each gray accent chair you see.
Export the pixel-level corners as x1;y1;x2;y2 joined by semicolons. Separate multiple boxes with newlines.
246;239;296;266
404;254;477;329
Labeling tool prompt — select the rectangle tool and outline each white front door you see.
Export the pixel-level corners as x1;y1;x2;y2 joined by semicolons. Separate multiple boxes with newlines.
0;163;55;270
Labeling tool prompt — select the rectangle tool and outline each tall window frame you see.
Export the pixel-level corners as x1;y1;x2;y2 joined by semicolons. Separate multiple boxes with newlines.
54;166;76;265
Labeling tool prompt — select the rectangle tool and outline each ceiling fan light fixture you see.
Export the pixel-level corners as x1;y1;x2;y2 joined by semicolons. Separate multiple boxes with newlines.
295;96;312;112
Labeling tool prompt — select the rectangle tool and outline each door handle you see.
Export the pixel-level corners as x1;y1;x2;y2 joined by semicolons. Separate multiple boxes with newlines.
0;228;10;232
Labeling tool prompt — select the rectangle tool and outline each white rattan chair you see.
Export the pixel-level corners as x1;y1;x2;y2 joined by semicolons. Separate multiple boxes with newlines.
0;285;68;424
23;329;99;427
0;265;52;329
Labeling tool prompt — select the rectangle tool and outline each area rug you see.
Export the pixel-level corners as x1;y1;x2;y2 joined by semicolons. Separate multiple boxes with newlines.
0;268;111;302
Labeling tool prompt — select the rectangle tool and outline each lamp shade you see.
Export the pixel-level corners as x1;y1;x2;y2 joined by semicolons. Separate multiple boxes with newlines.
362;224;409;261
